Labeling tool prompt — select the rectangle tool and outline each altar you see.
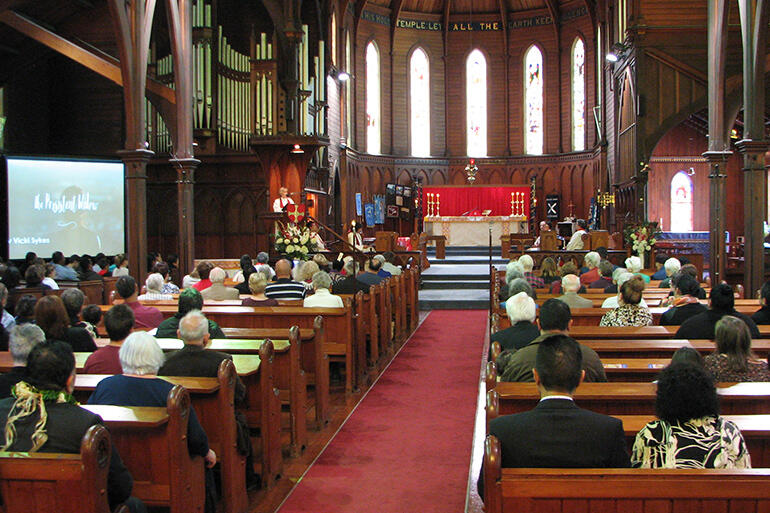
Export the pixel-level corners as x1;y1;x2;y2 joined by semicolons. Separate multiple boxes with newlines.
424;216;528;246
421;185;530;247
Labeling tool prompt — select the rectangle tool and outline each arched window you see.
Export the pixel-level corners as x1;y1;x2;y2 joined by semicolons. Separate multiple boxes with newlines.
410;48;430;157
524;45;544;155
571;38;586;151
466;49;487;157
366;41;381;154
670;171;694;232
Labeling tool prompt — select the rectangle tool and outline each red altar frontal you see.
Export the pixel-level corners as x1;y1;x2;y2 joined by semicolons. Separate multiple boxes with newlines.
421;186;529;246
421;185;530;218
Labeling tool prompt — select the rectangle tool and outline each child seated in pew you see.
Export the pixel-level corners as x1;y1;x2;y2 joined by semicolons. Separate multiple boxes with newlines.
632;362;751;469
88;331;218;513
81;304;103;338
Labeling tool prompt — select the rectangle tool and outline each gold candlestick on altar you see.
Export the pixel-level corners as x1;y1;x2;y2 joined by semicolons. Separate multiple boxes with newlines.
426;193;432;217
518;192;524;216
436;193;440;217
511;192;516;217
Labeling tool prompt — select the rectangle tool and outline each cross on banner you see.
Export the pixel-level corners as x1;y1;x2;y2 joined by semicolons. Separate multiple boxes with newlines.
286;203;306;223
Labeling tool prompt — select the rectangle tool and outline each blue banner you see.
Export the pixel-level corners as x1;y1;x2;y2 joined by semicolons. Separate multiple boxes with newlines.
374;195;385;224
364;203;376;226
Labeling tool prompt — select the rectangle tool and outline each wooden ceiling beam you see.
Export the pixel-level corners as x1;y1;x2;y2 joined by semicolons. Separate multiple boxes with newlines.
442;0;451;53
354;0;370;33
390;0;404;40
0;0;24;14
0;9;175;104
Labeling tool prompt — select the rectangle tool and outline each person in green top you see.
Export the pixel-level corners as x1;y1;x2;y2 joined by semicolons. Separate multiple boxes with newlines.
155;287;226;339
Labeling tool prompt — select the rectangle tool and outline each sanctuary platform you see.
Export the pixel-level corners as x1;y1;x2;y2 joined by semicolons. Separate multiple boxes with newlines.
419;246;507;310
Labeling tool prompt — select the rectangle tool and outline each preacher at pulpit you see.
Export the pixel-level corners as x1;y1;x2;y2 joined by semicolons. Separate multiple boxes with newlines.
272;187;295;212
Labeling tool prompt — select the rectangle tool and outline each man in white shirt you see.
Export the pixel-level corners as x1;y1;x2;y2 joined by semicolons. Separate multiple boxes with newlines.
565;219;588;250
272;187;295;212
303;271;344;308
381;251;402;276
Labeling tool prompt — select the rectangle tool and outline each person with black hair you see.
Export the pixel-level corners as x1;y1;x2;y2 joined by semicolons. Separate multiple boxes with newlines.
51;251;79;281
480;335;629;498
13;294;37;325
632;362;751;468
233;255;257;295
155;287;226;339
660;273;708;326
669;347;705;368
651;253;669;280
751;280;770;325
675;283;760;339
115;276;164;329
501;299;606;383
34;295;96;352
0;341;146;512
84;304;135;374
77;256;102;281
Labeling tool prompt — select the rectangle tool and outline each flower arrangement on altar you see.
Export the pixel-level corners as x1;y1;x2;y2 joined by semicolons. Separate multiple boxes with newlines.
623;221;661;254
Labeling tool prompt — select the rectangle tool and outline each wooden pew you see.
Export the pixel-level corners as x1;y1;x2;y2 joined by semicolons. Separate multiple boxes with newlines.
74;359;253;513
489;382;770;416
99;303;357;394
0;424;120;513
85;387;205;513
482;435;770;513
219;322;330;427
485;357;669;386
59;279;105;306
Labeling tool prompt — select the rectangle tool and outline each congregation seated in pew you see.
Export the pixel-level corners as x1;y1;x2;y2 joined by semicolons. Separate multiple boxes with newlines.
265;259;307;300
152;261;180;295
490;292;539;359
557;274;592;309
752;281;770;325
498;299;606;383
0;324;44;398
657;257;681;288
241;272;279;306
599;276;652;327
157;310;257;487
625;255;650;284
13;294;37;326
35;295;96;352
87;331;218;512
332;259;370;295
115;276;164;329
156;288;226;339
137;272;173;301
587;259;614;290
62;288;98;340
0;341;145;512
632;362;751;468
676;283;760;339
357;258;386;287
304;271;344;308
600;272;649;309
480;335;630;499
201;267;239;301
660;273;706;326
704;316;770;382
579;251;601;286
232;254;258;295
84;304;133;374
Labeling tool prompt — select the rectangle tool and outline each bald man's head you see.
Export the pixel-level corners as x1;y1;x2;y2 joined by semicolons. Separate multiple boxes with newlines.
275;259;292;278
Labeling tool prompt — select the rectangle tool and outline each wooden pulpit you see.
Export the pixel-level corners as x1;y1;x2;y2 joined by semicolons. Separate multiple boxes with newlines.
375;231;398;252
258;211;288;261
590;230;609;249
541;231;558;251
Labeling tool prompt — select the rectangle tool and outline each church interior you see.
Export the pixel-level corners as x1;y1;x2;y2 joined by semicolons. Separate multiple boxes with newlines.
0;0;770;512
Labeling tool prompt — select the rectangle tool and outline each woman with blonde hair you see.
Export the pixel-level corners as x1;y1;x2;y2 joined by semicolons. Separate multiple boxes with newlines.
242;271;278;306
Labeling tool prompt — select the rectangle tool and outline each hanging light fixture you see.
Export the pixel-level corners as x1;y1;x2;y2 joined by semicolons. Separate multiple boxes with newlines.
465;158;478;184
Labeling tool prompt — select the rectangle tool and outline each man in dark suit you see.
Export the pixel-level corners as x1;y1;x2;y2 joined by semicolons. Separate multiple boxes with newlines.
675;283;760;339
479;335;630;499
332;259;370;295
0;341;145;512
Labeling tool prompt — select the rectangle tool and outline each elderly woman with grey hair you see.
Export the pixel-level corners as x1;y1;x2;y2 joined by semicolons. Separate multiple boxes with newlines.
304;271;344;308
88;331;218;510
0;324;45;398
138;273;174;301
242;271;279;306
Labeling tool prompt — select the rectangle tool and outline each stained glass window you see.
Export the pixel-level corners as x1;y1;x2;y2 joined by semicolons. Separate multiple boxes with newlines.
670;171;694;232
466;49;487;157
525;46;544;155
572;38;586;151
410;48;430;157
366;41;381;154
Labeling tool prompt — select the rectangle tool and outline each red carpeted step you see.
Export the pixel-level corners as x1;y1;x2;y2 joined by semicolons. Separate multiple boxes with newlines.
278;310;487;513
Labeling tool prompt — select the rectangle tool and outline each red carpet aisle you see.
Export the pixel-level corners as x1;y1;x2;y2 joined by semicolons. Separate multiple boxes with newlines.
278;310;487;513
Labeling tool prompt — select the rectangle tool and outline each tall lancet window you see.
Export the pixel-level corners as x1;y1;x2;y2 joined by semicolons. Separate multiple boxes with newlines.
345;31;352;146
410;48;430;157
524;45;544;155
466;49;487;157
670;171;694;232
366;41;381;154
572;38;586;151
